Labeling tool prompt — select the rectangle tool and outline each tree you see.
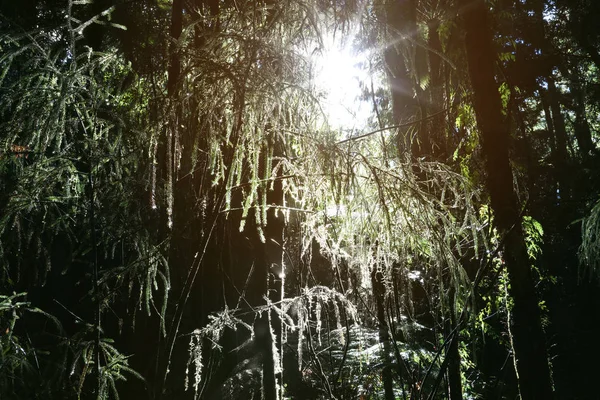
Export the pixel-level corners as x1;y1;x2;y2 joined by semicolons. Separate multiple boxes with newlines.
458;0;554;398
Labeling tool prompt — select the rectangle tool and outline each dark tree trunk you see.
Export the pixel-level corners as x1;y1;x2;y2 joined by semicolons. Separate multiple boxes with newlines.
546;77;571;199
540;90;557;156
154;0;185;397
427;17;447;160
371;266;395;400
381;0;419;156
446;294;463;400
167;0;183;97
257;5;285;394
529;0;572;198
255;295;278;400
252;122;285;400
405;0;430;158
562;0;600;73
458;1;554;399
569;75;597;159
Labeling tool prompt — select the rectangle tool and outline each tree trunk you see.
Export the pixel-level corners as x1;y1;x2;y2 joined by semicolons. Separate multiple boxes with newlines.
371;265;395;400
155;0;184;397
427;18;447;160
256;308;278;400
253;123;285;400
546;76;571;200
529;0;572;198
563;0;600;73
569;74;597;159
381;0;419;156
167;0;183;97
458;1;554;399
446;293;463;400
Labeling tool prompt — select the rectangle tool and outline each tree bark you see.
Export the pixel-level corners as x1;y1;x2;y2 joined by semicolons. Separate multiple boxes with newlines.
155;0;184;397
569;74;597;159
458;1;554;399
546;77;571;199
381;0;419;156
371;265;395;400
251;120;285;400
446;293;463;400
529;0;575;197
427;17;447;160
167;0;183;97
561;0;600;73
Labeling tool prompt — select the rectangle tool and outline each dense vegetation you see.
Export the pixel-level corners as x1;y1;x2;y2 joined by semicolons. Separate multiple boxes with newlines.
1;0;599;399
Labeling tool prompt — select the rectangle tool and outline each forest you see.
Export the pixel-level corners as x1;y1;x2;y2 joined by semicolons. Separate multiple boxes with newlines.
1;0;599;399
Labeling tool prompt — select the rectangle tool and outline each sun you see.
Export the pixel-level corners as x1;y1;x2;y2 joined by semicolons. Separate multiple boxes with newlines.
311;35;372;132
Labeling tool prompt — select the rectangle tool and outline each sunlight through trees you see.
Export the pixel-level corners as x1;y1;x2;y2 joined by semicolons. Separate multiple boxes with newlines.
1;0;600;399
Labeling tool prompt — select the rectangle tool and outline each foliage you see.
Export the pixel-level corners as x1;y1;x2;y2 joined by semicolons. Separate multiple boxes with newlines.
579;198;600;280
0;292;62;399
0;2;161;397
1;0;600;399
